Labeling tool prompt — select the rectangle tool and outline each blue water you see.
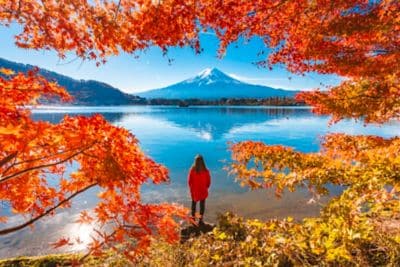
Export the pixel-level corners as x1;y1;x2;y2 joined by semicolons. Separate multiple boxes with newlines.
1;106;399;257
31;105;400;201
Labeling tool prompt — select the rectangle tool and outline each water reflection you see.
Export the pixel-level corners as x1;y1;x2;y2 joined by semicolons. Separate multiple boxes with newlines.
129;107;311;141
32;112;125;124
1;106;399;258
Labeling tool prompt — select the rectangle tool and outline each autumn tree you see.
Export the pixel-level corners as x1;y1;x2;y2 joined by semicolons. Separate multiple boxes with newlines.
222;0;400;265
0;0;197;259
1;0;399;264
0;67;190;260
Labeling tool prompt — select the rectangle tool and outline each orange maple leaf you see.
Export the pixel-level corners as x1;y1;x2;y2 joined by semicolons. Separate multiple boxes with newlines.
50;237;73;249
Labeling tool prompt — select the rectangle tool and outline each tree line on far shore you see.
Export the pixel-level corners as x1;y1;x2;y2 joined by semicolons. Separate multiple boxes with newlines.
129;96;305;106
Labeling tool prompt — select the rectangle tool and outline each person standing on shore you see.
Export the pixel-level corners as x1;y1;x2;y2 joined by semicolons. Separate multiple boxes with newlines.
188;154;211;225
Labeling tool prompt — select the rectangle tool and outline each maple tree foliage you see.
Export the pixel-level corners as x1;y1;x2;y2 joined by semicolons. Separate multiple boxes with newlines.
0;0;398;116
0;0;399;264
222;0;400;264
0;68;188;260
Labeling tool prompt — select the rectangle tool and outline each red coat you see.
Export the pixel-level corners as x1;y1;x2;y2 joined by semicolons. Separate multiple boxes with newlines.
188;168;211;201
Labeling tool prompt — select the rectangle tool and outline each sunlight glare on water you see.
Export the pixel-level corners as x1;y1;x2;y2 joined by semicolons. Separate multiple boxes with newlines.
1;106;399;257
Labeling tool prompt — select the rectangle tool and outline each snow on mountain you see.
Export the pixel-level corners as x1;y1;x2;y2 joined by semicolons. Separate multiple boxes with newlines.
183;67;241;85
138;68;299;99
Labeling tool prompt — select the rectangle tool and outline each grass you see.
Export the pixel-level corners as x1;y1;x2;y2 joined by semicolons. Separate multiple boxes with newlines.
0;223;215;267
0;243;187;267
3;215;398;266
0;252;132;267
0;253;83;267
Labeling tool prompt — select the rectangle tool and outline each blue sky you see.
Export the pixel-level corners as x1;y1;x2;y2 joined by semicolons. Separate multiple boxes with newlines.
0;25;341;94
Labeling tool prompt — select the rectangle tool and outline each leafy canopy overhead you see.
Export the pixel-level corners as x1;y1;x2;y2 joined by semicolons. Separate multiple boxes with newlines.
1;0;398;120
0;0;399;264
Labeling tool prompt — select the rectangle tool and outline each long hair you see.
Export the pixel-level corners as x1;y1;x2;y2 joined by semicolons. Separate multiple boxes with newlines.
192;154;207;173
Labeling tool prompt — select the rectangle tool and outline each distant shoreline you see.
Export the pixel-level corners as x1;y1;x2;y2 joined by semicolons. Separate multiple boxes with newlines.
132;103;306;107
39;95;305;107
30;105;312;111
33;97;308;108
128;97;306;107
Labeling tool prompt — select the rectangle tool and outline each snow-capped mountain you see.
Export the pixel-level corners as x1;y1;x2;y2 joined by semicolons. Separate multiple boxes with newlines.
138;68;299;99
183;68;241;85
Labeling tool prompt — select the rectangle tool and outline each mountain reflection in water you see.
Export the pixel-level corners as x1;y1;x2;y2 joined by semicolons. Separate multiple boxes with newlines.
1;106;399;258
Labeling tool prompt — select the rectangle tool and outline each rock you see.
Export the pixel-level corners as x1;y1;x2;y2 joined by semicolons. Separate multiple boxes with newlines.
180;222;215;243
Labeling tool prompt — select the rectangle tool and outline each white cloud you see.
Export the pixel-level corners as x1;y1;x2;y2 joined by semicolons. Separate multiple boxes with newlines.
227;73;303;90
227;72;341;91
228;73;289;83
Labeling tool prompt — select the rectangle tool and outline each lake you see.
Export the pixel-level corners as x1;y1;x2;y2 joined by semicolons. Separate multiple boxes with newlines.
1;106;399;257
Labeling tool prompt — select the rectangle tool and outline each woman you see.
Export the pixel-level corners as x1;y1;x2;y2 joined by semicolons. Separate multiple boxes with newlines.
188;154;211;225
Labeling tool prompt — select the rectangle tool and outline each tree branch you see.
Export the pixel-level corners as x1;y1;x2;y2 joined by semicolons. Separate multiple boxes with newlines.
113;0;122;22
8;144;92;169
0;152;18;169
79;230;117;262
0;183;97;236
0;142;97;184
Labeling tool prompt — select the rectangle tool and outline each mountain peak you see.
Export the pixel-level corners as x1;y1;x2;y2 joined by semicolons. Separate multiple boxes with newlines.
197;67;229;78
186;67;236;85
197;67;222;77
138;67;299;99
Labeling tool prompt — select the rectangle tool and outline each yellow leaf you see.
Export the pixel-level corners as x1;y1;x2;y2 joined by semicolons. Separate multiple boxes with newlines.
211;254;221;261
0;125;21;136
0;68;15;76
216;232;227;240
